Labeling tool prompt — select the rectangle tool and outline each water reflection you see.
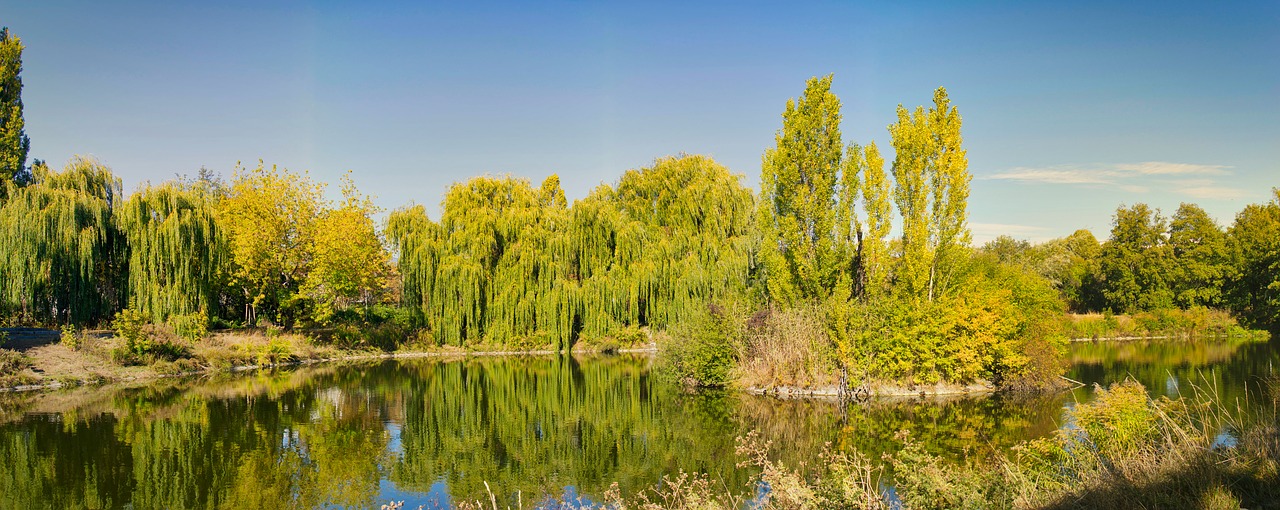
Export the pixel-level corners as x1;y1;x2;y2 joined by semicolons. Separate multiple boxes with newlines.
0;337;1275;508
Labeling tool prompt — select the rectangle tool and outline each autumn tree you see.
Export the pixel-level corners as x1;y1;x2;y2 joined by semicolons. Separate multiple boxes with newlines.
888;87;971;301
219;162;325;325
757;75;859;304
305;173;391;324
0;27;31;197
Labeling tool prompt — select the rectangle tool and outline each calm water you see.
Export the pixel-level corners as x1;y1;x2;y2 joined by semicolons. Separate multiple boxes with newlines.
1;338;1277;509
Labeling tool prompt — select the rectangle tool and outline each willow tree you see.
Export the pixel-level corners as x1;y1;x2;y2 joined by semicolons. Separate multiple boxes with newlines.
0;27;31;197
757;75;860;304
219;162;324;325
0;157;124;324
117;178;227;323
578;154;754;335
389;155;752;349
888;87;971;301
388;175;567;346
305;174;391;324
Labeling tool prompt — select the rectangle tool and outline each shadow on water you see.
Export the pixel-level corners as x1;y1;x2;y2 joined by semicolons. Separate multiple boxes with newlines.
0;336;1276;508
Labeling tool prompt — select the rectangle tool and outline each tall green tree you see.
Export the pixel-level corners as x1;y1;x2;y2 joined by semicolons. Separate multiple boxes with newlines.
757;75;858;304
1226;189;1280;329
888;87;971;301
1167;203;1228;308
858;142;892;296
0;27;31;197
0;157;124;324
117;178;228;323
1098;203;1173;312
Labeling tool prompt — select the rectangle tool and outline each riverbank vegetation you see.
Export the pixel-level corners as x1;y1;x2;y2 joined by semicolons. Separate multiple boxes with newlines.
1;26;1277;393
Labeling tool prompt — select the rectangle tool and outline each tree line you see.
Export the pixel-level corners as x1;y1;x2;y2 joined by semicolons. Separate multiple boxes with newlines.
984;196;1280;330
2;26;1277;386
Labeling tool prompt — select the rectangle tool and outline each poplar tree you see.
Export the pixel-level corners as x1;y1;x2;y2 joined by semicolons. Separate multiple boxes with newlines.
305;173;391;323
0;27;31;197
758;75;859;303
888;87;971;301
858;142;892;296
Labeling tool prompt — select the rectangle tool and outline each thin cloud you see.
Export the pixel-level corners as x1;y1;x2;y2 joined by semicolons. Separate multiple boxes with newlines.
1176;185;1248;200
985;161;1236;200
1115;162;1229;176
986;167;1116;185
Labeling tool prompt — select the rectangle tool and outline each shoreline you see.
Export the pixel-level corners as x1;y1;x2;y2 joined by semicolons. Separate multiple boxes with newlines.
0;339;658;394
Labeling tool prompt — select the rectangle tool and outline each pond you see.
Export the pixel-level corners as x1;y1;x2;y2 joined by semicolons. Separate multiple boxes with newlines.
1;337;1277;509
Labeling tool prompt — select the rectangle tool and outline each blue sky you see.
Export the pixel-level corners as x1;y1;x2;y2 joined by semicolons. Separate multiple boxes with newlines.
5;1;1278;242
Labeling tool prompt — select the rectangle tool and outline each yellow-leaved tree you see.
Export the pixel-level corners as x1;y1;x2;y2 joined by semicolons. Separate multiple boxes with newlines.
219;162;324;325
305;173;391;324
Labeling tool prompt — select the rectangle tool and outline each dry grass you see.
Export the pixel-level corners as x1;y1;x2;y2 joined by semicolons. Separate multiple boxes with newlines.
736;306;839;390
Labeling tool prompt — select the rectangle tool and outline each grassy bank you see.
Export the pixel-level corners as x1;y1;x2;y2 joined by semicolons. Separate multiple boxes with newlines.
423;378;1280;510
0;323;652;391
1065;307;1270;341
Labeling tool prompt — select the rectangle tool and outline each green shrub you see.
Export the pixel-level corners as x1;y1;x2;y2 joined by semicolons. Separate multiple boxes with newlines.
660;302;744;386
59;325;81;350
1074;379;1156;455
256;339;295;365
113;309;152;355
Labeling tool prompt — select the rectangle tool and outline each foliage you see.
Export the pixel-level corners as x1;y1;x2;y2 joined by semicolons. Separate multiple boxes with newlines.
737;306;838;389
117;177;227;323
0;157;125;324
389;155;752;349
757;75;855;304
219;162;325;326
167;312;209;342
1225;189;1280;329
1168;203;1228;308
1073;380;1156;454
0;348;29;374
858;142;892;297
113;308;151;355
304;173;391;324
659;303;746;387
59;324;80;350
888;87;970;301
0;27;31;197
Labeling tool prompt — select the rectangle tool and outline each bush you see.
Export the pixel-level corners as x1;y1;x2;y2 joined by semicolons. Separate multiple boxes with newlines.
167;313;209;342
659;302;745;387
1074;379;1157;454
113;309;151;355
0;349;30;373
60;325;81;350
